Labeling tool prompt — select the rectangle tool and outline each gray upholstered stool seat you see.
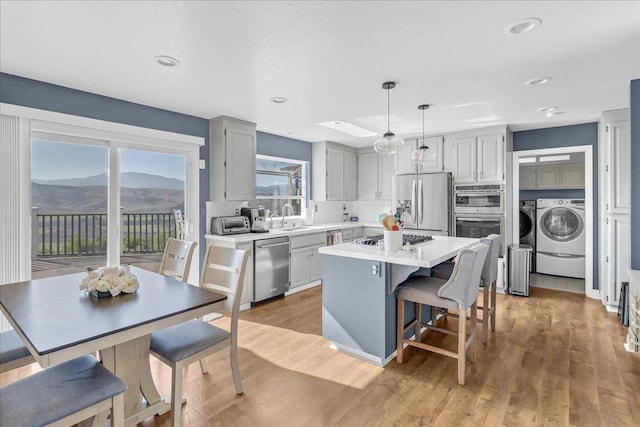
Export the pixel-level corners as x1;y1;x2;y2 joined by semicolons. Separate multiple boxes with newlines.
430;260;455;281
0;355;126;427
151;319;230;362
396;276;458;310
0;330;32;367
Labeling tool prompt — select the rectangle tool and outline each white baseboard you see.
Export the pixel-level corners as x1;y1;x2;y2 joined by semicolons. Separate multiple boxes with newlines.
285;280;321;296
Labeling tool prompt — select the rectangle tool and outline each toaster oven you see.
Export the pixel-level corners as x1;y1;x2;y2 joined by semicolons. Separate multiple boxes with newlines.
210;216;250;235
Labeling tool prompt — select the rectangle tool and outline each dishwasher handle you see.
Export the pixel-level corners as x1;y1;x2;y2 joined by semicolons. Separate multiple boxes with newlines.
257;242;290;249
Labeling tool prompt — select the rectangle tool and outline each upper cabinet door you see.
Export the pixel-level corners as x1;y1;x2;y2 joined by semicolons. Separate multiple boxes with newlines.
416;136;444;173
395;139;417;174
477;134;504;183
453;136;477;183
377;152;395;199
357;150;378;200
326;148;344;200
343;150;358;200
608;120;630;213
225;125;256;200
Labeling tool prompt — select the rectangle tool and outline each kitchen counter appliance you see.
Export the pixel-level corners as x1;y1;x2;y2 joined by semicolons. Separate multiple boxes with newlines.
394;172;452;235
211;216;250;235
240;207;268;233
253;236;290;303
354;233;433;246
454;183;504;214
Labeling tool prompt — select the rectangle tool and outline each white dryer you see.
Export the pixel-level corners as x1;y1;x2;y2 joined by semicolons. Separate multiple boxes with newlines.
536;199;585;279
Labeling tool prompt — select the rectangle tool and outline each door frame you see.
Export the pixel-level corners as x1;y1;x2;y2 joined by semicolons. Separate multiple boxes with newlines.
511;145;596;299
2;102;203;284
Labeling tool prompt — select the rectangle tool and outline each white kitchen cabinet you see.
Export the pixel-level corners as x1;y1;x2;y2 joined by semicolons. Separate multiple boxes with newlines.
561;164;585;188
477;134;504;182
450;133;505;184
395;136;444;174
519;166;537;189
313;141;358;201
209;116;257;201
290;233;326;289
358;147;395;200
519;164;585;190
600;109;631;311
452;136;477;183
536;167;562;188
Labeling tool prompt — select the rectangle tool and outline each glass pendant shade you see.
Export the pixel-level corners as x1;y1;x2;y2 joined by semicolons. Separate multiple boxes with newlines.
374;132;405;155
411;143;437;164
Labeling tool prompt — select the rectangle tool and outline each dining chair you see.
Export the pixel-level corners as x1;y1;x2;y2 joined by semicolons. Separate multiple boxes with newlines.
150;245;249;427
0;354;126;427
159;238;198;282
0;330;35;374
431;235;501;344
396;243;489;385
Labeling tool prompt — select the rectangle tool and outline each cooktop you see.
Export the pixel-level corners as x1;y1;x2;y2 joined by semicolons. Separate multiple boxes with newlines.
354;233;433;246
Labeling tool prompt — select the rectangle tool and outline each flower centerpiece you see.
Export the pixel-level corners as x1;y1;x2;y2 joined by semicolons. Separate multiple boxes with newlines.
80;265;139;297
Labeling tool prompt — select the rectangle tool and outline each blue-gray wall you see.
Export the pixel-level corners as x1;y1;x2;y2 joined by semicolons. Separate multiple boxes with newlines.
631;79;640;270
513;122;598;289
520;189;585;201
256;131;313;206
0;72;211;259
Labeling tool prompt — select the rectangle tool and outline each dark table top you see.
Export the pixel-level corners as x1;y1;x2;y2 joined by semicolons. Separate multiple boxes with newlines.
0;267;226;355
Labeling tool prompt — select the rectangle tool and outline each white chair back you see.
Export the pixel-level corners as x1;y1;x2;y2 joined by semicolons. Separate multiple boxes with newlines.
200;245;249;327
159;238;197;282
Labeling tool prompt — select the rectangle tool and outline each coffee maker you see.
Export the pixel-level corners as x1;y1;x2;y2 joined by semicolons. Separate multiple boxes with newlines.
240;207;268;233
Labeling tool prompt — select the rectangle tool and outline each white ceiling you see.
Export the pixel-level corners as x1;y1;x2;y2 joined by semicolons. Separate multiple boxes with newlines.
1;1;638;147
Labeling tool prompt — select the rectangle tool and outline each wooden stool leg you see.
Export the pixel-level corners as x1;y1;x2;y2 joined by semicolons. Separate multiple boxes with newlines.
396;298;405;364
414;302;422;343
482;285;489;344
470;302;477;364
491;280;497;331
457;305;467;386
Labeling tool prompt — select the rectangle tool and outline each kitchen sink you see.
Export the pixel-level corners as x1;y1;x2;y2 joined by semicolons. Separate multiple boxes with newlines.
270;225;320;233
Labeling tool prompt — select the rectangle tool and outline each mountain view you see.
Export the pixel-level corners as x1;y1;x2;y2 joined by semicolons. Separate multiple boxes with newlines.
32;172;184;214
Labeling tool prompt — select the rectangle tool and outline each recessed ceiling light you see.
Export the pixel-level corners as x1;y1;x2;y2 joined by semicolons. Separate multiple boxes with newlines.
154;55;180;67
525;76;552;86
537;106;558;113
270;97;288;104
519;157;537;164
540;154;571;162
317;120;378;137
504;18;542;35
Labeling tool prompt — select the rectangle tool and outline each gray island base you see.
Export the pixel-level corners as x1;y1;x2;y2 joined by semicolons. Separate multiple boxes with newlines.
319;236;478;366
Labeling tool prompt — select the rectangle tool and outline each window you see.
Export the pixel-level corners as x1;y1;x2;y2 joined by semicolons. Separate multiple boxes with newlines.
255;155;307;216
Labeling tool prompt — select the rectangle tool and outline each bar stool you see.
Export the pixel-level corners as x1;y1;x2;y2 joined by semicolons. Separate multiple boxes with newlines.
431;234;501;343
396;243;489;385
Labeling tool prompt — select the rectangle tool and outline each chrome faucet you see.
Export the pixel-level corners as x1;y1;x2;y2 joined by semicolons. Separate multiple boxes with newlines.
268;212;279;230
281;203;294;228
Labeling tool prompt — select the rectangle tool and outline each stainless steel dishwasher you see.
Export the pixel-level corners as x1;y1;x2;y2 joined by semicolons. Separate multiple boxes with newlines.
254;236;290;303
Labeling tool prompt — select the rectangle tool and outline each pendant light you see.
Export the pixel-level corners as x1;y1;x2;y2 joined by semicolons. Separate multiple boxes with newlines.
374;81;405;155
411;104;437;165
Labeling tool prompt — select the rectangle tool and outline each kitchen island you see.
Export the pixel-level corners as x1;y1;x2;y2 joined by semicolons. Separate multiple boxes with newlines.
319;235;478;366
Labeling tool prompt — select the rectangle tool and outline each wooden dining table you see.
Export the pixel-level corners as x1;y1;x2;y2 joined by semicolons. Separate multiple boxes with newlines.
0;266;226;426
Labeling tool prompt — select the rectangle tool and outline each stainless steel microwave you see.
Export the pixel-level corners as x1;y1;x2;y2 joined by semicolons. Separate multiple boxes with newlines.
454;183;504;215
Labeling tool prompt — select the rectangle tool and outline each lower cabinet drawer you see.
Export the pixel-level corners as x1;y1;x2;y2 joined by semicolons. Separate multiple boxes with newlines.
290;232;326;249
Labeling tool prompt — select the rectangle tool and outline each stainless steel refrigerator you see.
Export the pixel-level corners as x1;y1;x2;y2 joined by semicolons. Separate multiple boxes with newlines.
393;172;452;235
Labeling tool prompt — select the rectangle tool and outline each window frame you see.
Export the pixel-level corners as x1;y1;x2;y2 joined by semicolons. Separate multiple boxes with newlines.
255;154;307;218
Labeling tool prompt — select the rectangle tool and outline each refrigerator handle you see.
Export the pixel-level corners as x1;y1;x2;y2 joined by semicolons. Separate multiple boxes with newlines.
418;179;423;224
411;180;417;223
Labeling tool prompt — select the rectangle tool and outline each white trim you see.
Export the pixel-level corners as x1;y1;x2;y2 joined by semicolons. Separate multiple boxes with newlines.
511;145;596;298
6;103;203;284
0;103;204;146
285;280;321;296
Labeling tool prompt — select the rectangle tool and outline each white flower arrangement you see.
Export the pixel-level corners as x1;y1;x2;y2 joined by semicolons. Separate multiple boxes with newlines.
80;265;139;297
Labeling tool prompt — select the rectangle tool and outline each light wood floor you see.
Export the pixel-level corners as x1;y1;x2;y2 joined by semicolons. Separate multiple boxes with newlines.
2;286;638;426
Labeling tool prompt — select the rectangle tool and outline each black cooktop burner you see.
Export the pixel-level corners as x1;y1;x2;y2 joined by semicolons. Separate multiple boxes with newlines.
355;233;433;246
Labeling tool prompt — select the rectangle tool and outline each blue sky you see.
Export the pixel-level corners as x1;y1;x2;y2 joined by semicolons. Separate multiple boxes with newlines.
31;139;185;180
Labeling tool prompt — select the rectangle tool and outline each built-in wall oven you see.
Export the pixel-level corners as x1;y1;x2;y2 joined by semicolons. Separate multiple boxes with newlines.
454;183;504;215
454;215;505;256
454;183;505;256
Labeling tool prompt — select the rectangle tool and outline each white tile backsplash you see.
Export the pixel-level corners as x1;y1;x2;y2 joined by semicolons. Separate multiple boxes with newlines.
352;200;395;223
309;201;353;224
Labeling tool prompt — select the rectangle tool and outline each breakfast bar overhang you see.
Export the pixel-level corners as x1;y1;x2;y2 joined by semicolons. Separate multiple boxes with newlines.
319;236;478;366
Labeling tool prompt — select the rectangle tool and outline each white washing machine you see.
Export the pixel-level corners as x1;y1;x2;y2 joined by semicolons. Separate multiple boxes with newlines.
536;199;585;278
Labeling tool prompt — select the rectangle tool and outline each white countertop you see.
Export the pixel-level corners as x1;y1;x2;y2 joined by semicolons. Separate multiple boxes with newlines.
318;235;479;268
205;222;382;244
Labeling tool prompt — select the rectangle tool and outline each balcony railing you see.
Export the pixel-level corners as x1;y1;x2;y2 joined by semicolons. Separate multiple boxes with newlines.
34;212;177;257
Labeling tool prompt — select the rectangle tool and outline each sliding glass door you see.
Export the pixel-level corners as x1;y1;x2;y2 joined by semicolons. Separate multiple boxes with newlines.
31;136;188;279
